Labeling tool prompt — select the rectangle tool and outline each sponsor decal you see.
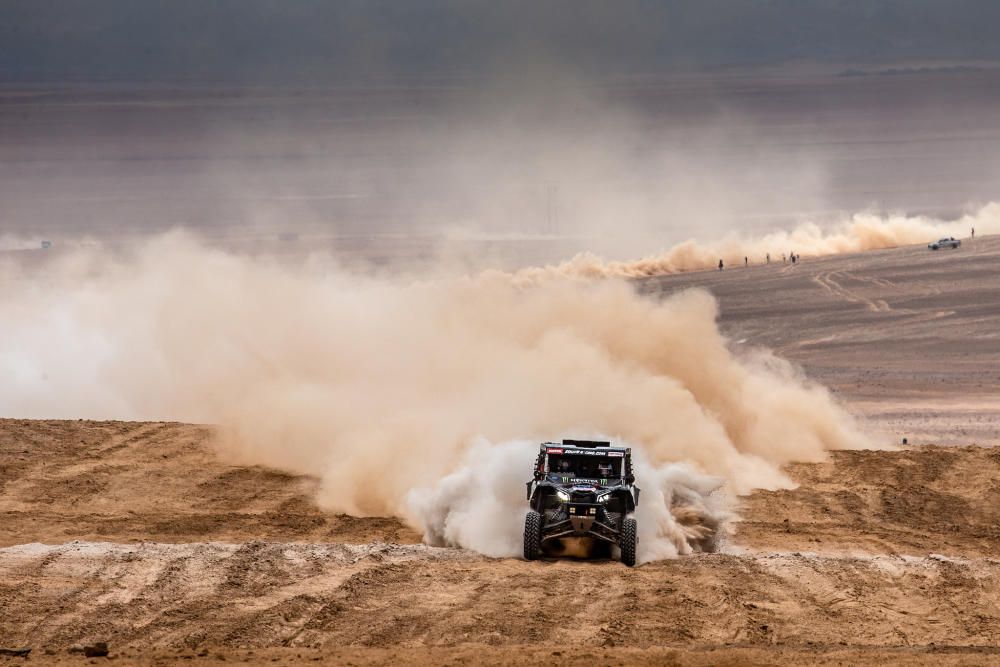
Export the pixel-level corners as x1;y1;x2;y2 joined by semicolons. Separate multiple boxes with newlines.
559;449;627;456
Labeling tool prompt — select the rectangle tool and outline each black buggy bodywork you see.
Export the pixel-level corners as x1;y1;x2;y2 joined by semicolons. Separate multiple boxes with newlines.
523;439;640;566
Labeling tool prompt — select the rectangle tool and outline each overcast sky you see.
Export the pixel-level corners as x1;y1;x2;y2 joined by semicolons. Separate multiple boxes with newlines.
2;1;1000;84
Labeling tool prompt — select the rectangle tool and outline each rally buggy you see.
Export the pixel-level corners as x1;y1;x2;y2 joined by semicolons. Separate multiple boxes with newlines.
523;439;640;566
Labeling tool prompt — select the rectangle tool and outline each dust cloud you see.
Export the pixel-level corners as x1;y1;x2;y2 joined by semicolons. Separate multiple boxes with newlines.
0;235;46;251
507;203;1000;282
408;439;730;560
1;231;883;561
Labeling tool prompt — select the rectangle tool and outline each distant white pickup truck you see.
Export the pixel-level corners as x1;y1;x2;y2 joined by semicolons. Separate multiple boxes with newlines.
928;237;961;250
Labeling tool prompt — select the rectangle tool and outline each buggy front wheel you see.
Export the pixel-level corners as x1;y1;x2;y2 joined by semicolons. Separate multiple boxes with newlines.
619;517;638;567
523;510;543;560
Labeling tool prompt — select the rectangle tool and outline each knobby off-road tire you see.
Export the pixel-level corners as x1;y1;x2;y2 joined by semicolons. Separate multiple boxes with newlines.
619;517;638;567
523;510;543;560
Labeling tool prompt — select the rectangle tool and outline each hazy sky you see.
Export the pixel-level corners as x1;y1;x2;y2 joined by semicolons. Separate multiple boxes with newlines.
3;1;1000;84
4;1;1000;255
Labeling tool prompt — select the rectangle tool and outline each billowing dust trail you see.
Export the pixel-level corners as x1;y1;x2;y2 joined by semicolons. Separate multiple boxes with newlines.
0;234;883;560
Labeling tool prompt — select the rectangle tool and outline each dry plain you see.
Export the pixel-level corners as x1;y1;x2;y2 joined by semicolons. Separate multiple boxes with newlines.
3;237;1000;665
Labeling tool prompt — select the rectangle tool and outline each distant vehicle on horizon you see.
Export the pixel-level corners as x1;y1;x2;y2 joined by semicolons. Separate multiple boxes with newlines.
928;237;961;250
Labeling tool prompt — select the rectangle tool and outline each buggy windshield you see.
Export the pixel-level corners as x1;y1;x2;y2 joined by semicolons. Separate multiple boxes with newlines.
547;453;621;481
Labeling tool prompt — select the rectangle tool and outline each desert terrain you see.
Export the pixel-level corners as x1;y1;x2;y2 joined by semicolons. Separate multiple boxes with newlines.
3;236;1000;665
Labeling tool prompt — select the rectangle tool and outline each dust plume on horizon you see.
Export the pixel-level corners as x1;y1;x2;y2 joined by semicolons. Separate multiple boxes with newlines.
503;203;1000;282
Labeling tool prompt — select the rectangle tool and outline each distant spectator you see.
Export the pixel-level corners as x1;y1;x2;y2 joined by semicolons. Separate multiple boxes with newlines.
972;227;975;238
766;253;771;264
718;259;724;271
744;256;748;267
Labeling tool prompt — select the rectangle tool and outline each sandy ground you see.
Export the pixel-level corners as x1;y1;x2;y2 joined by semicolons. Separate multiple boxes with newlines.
3;239;1000;664
642;234;1000;445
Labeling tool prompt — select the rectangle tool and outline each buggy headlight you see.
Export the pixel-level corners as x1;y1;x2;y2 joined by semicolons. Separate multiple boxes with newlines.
556;490;570;502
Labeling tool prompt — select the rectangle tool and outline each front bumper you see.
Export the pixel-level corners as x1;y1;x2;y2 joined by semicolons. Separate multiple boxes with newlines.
541;503;620;544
